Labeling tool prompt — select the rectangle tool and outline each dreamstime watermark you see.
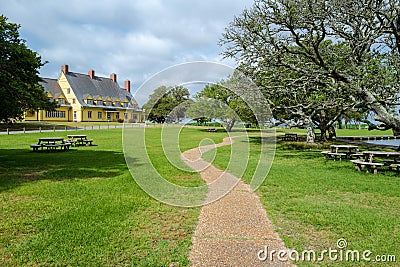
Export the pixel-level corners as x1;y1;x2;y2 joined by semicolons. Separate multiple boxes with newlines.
122;61;276;207
257;238;397;263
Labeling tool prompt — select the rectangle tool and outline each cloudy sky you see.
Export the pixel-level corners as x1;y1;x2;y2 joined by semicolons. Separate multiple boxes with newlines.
1;0;253;102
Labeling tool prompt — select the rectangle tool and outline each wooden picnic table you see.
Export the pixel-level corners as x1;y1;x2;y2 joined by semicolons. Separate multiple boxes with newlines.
38;137;65;144
362;151;400;163
330;145;359;153
67;135;93;146
30;137;71;152
322;145;361;161
351;150;400;174
280;133;298;141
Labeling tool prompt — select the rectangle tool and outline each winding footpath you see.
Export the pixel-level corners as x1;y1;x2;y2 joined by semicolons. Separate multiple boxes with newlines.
181;137;295;266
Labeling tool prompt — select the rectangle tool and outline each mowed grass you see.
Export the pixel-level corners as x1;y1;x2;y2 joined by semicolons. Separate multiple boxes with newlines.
0;127;227;266
204;129;399;266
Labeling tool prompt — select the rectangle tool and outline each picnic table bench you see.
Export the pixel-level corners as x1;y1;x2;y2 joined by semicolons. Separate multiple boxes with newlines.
388;163;400;172
351;151;400;174
280;133;298;141
322;145;360;161
67;135;94;146
30;137;71;152
350;160;384;174
207;128;217;132
321;151;347;161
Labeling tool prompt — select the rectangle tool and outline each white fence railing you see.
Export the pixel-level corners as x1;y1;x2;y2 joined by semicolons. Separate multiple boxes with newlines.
0;123;147;135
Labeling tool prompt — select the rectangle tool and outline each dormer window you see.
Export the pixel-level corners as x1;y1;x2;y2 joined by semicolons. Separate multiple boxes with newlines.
97;100;103;105
58;98;64;104
48;98;53;102
106;101;112;106
115;101;120;106
123;102;129;108
87;99;93;105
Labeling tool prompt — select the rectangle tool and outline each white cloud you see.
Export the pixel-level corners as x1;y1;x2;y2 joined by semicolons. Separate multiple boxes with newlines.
0;0;253;103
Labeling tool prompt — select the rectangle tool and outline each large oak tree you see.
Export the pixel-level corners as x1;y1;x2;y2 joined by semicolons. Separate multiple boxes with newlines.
142;85;191;123
221;0;400;137
0;15;56;123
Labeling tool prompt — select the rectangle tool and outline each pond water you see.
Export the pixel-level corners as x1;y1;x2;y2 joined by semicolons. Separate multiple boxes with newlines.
364;139;400;147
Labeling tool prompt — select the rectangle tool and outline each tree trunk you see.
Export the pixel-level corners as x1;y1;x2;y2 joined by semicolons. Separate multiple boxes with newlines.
318;125;328;142
306;127;315;143
328;125;336;140
393;128;400;136
225;119;236;132
337;118;342;129
364;90;400;136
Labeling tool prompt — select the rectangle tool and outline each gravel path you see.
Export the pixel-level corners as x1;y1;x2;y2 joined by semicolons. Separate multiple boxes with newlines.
181;137;295;266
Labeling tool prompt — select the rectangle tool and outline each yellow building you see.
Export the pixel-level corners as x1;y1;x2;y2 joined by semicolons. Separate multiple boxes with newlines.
25;65;145;122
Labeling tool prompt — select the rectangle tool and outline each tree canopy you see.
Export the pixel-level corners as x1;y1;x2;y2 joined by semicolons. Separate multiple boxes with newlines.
0;15;56;123
188;72;271;132
187;84;240;132
142;85;191;123
221;0;400;136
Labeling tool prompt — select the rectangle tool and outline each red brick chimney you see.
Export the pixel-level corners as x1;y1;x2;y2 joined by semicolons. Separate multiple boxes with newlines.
61;64;69;74
110;73;117;82
124;80;131;93
88;69;95;79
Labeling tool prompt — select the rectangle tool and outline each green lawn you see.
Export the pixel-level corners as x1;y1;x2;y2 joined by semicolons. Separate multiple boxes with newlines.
1;127;399;266
0;127;227;266
204;131;399;266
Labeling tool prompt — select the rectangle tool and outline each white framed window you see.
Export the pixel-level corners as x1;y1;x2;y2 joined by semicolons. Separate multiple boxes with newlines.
88;111;92;119
98;112;102;119
87;99;93;105
58;98;64;104
46;111;66;118
97;100;103;105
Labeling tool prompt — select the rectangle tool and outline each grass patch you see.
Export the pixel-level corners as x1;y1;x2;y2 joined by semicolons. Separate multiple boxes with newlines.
0;127;227;266
204;130;399;266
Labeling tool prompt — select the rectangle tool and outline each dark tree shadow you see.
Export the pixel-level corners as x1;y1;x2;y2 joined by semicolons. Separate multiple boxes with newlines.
0;149;142;192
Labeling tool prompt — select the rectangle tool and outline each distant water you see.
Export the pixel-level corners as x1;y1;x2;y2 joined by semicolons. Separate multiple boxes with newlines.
365;139;400;147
